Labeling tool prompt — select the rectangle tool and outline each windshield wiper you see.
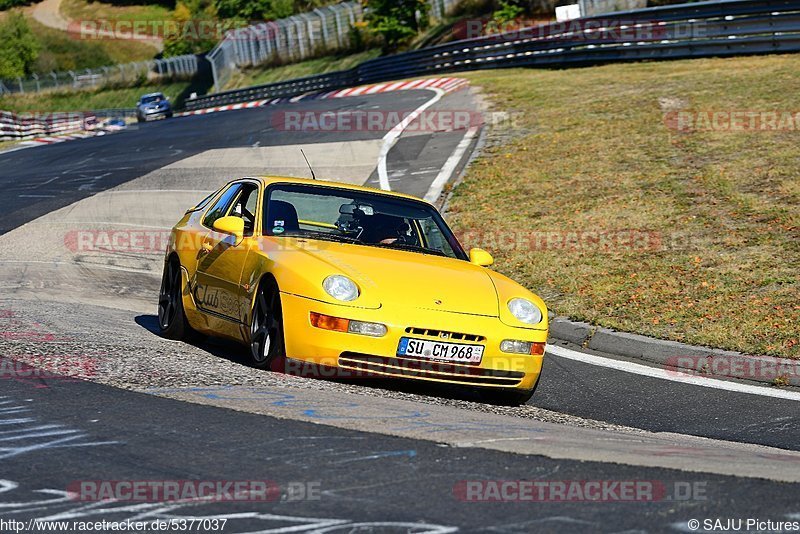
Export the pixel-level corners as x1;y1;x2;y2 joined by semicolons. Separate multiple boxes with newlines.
373;242;447;256
284;230;361;244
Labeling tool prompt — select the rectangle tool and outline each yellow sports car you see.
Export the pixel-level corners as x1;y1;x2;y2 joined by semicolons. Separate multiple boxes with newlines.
158;176;548;404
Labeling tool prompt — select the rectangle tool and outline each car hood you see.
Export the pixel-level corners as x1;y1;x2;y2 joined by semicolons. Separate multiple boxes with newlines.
277;240;500;316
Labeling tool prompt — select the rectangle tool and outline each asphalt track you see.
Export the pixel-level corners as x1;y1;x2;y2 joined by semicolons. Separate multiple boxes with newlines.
1;86;800;532
2;374;800;533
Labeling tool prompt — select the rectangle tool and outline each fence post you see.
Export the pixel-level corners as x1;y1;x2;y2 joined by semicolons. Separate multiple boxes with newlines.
17;77;23;94
32;73;40;92
333;6;344;47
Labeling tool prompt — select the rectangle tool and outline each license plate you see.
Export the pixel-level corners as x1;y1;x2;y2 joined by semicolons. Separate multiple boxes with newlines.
397;337;484;364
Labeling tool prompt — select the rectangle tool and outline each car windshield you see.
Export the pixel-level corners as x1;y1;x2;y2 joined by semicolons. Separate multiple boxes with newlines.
141;95;163;104
264;183;467;260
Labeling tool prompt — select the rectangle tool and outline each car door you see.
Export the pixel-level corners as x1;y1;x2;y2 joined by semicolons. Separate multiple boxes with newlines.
193;182;257;331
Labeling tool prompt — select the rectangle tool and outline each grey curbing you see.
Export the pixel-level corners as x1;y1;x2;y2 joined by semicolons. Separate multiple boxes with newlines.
548;317;800;388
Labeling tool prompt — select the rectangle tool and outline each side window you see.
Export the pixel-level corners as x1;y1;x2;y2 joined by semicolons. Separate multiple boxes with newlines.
203;184;242;229
226;183;259;236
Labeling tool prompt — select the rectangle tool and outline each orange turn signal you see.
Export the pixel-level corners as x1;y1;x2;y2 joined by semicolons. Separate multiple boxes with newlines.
310;312;349;332
530;342;546;356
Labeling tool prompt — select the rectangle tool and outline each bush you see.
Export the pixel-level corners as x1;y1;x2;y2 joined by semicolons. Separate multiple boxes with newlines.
0;0;29;8
0;12;39;79
364;0;429;52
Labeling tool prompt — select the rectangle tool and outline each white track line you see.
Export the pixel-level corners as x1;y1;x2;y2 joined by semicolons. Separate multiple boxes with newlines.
377;88;445;191
547;344;800;402
423;126;479;203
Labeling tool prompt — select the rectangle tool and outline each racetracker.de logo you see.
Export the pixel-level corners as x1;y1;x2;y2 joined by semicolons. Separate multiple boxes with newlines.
664;110;800;132
666;355;800;382
273;110;486;133
67;480;283;502
456;18;679;41
453;480;707;502
456;229;696;253
67;19;243;41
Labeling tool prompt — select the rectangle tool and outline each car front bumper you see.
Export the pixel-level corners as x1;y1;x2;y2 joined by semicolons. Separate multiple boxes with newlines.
280;292;546;391
142;108;171;119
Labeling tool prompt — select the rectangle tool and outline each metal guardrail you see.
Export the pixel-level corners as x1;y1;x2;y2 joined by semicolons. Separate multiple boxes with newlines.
186;0;800;111
579;0;646;17
0;111;98;141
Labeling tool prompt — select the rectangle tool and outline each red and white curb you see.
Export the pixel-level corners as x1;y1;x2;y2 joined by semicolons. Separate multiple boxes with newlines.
19;132;98;147
177;77;469;117
319;77;468;99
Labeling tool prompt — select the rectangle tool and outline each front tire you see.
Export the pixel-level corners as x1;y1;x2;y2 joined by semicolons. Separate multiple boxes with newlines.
158;258;191;340
249;279;286;370
493;388;535;406
487;372;542;406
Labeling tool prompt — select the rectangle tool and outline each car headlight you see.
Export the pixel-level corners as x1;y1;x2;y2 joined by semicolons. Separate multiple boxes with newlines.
507;298;542;325
323;275;359;302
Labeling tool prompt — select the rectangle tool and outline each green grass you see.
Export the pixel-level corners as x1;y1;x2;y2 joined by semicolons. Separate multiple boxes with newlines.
29;16;156;72
226;49;382;90
450;55;800;359
0;80;188;111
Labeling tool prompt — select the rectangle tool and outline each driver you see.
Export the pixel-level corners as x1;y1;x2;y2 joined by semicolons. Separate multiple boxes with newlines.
360;214;409;244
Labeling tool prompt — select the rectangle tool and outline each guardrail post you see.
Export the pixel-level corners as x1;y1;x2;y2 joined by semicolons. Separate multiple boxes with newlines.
334;7;343;47
209;53;221;92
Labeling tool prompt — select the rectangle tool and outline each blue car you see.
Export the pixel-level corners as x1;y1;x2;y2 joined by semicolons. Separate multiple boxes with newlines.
136;92;173;122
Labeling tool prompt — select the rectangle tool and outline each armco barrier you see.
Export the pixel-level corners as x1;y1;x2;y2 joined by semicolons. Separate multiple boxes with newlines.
185;0;800;111
0;111;98;141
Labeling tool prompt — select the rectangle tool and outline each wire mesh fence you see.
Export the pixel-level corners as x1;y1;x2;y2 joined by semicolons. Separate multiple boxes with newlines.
0;55;199;96
207;0;462;91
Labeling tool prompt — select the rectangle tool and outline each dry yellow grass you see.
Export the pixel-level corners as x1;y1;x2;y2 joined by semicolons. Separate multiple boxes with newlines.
450;55;800;358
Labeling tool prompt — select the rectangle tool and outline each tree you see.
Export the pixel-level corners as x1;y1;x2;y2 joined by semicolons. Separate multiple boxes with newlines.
163;0;220;56
0;12;39;79
364;0;428;52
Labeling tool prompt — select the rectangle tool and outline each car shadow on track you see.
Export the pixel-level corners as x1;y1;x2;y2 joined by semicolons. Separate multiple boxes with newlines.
134;314;498;405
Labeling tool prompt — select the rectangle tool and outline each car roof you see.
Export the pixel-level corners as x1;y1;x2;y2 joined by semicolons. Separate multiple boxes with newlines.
241;176;432;205
140;92;164;98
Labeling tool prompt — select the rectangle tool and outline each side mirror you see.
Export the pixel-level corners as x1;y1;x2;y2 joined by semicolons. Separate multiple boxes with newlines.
213;216;244;242
469;247;494;267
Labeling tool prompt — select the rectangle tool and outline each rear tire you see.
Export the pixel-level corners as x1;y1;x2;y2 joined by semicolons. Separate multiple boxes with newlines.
249;279;286;371
158;258;191;340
